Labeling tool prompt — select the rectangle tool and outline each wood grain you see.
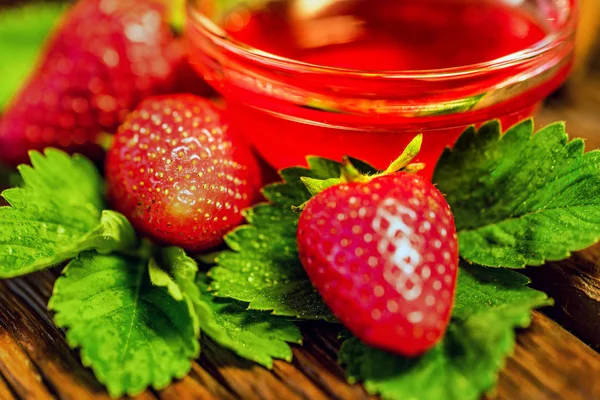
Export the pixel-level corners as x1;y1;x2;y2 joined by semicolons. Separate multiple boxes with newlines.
2;267;600;400
0;373;16;400
156;374;232;400
497;313;600;400
526;244;600;349
0;330;54;400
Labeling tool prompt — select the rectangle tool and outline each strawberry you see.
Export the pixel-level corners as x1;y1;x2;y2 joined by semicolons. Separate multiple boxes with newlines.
105;95;260;251
169;42;216;98
0;0;181;166
297;138;458;356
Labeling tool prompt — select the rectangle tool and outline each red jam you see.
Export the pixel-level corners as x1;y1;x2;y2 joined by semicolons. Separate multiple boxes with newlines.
187;0;575;177
225;1;547;71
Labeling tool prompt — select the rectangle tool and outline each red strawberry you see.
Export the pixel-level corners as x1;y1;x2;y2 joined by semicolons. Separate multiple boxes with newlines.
297;149;458;356
0;0;180;166
168;40;216;97
105;95;260;251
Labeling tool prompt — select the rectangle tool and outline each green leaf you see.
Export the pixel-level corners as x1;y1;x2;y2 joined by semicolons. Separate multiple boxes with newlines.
339;265;550;400
149;257;185;301
49;252;199;398
452;263;550;319
210;157;374;321
0;149;136;278
151;247;303;368
150;246;199;301
194;275;302;368
433;119;600;268
0;3;67;110
149;247;201;336
21;148;104;209
84;210;137;254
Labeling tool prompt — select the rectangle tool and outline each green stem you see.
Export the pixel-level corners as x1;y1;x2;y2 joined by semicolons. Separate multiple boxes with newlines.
340;156;369;183
95;132;114;152
383;134;423;174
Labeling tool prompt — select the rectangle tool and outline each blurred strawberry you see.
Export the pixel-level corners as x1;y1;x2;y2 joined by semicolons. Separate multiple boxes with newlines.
167;39;216;97
0;0;194;166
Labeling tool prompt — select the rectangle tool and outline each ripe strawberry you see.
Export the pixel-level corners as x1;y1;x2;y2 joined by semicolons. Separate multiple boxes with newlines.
0;0;181;166
105;95;260;251
297;150;458;356
168;42;216;97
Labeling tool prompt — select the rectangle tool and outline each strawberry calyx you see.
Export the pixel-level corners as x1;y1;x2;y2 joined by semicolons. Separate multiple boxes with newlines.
382;133;426;174
95;132;115;152
157;0;185;34
293;134;424;212
341;133;425;184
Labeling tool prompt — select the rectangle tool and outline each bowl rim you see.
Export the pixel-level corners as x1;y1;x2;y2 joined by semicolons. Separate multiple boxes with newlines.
186;0;578;80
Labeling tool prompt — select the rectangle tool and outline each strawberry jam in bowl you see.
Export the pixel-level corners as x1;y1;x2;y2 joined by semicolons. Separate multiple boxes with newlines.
187;0;577;177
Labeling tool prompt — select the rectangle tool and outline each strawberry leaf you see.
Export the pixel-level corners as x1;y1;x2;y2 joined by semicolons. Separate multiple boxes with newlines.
209;157;376;321
208;158;340;321
49;251;199;398
152;247;303;368
433;119;600;268
452;264;550;318
150;247;197;298
0;149;136;278
149;247;201;337
0;2;67;110
194;275;302;368
339;265;550;400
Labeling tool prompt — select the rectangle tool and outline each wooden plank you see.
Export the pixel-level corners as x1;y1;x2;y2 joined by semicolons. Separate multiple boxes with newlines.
0;372;16;400
0;277;113;400
497;312;600;400
0;330;53;400
292;325;373;400
199;338;326;400
526;245;600;349
156;372;234;400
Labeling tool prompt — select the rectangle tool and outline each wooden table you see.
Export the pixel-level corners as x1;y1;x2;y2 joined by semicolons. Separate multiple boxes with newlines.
2;4;600;399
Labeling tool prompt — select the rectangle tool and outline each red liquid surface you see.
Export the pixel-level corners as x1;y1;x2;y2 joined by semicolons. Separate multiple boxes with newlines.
190;0;569;177
225;0;547;70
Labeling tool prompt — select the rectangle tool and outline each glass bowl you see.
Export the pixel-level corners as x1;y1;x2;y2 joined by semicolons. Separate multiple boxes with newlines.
186;0;577;177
